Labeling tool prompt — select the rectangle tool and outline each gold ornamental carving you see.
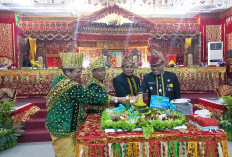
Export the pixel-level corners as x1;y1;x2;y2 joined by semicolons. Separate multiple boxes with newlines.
0;23;13;60
228;33;232;50
206;25;222;57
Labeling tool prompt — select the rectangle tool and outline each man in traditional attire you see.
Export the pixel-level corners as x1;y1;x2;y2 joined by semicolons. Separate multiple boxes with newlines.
45;53;125;157
113;53;140;107
138;50;180;106
86;56;109;113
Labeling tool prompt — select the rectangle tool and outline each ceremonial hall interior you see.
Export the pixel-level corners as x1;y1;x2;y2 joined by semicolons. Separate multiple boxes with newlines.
1;0;232;156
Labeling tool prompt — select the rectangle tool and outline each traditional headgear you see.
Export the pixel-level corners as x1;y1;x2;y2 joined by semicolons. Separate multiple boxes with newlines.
59;53;83;69
150;50;165;65
122;53;134;66
90;56;106;70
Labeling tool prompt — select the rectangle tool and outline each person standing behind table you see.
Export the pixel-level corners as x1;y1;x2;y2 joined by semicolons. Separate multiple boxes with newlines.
113;53;140;107
137;50;180;106
86;56;110;114
45;53;126;157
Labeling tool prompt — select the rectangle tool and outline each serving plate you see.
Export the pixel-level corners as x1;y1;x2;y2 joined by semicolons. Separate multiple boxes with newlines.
171;98;191;103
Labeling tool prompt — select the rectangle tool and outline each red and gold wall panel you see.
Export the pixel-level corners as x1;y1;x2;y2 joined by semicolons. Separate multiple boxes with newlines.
206;25;222;42
0;67;226;96
203;25;222;61
0;11;18;67
228;33;232;50
0;23;13;59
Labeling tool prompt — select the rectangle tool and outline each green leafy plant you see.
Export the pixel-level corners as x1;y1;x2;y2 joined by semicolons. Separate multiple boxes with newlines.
0;126;22;151
0;100;16;129
218;96;232;140
101;109;186;139
0;100;23;151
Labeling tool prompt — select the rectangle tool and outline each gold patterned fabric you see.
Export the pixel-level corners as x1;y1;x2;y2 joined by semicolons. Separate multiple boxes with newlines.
50;134;76;157
46;76;78;110
206;25;222;58
221;140;229;157
127;77;138;96
0;67;227;96
75;114;229;157
228;33;232;50
187;142;198;157
214;85;232;97
0;23;13;60
194;103;225;117
86;77;109;113
59;53;83;69
46;74;110;137
90;56;106;70
11;103;40;126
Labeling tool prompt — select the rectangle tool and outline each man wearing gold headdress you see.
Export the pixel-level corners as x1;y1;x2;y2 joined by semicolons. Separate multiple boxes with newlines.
86;56;109;113
113;53;140;107
45;53;125;157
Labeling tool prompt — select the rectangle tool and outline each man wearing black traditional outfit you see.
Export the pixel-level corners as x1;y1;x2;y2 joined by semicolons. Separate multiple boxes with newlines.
138;50;181;106
113;53;140;107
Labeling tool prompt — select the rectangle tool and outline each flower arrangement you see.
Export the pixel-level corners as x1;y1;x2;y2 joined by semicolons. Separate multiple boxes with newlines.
30;60;40;68
168;60;176;67
137;62;142;68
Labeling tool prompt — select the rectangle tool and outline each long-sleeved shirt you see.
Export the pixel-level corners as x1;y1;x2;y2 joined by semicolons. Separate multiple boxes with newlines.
138;71;180;106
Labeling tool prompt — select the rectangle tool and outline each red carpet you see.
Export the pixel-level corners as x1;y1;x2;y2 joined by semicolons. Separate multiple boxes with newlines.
16;97;51;143
16;92;217;143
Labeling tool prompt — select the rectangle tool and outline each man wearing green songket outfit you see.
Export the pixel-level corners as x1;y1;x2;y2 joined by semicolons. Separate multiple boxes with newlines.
86;56;108;114
45;53;126;157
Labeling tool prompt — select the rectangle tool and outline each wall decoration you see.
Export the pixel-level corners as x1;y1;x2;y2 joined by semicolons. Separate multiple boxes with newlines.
206;25;222;60
228;33;232;50
0;23;13;62
107;50;124;68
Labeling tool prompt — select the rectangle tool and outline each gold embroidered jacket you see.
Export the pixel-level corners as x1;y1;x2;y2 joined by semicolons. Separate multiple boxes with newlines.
86;77;109;113
45;74;110;137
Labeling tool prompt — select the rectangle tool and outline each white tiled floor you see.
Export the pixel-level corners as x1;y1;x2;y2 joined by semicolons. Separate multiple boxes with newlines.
0;142;55;157
1;141;232;157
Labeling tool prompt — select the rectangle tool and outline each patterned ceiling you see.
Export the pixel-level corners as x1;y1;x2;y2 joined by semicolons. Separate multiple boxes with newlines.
0;0;232;17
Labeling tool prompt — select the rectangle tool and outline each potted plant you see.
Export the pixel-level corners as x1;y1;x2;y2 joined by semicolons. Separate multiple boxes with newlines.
0;100;22;151
217;96;232;140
